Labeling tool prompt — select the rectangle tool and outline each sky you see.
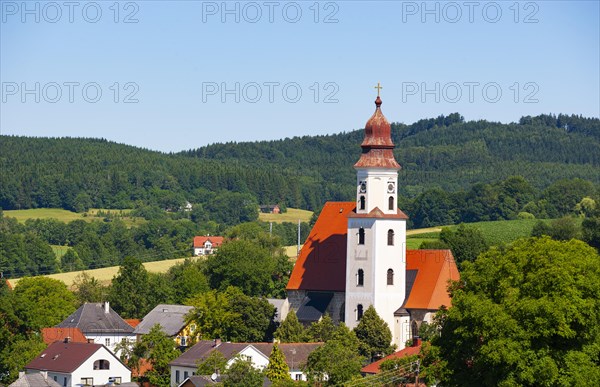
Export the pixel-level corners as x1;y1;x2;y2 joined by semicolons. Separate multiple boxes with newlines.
1;0;599;152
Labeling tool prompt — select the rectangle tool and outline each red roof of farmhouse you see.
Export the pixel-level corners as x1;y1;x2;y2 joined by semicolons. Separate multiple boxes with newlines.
361;340;423;374
193;236;224;248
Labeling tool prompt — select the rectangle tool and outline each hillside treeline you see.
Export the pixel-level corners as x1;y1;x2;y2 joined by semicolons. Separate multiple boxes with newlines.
1;113;599;216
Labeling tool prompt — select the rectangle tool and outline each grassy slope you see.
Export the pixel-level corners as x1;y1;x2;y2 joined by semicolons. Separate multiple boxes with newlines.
258;208;313;223
4;208;144;227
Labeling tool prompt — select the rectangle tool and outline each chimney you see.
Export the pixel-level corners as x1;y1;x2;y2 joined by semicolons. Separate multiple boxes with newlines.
104;302;109;314
64;336;71;343
87;338;94;344
213;338;221;347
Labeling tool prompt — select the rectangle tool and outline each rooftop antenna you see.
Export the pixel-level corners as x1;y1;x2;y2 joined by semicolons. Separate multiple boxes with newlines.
297;219;301;256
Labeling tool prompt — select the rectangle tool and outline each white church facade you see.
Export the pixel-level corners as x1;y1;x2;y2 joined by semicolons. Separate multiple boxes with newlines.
286;92;459;349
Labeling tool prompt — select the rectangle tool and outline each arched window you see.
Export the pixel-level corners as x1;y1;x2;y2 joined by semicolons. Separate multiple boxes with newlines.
389;196;394;210
93;359;110;370
387;229;394;246
357;269;364;286
387;269;394;285
358;228;365;245
412;321;419;338
359;196;365;210
357;304;364;321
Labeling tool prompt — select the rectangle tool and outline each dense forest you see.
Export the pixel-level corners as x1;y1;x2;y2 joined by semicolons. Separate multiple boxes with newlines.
2;113;599;213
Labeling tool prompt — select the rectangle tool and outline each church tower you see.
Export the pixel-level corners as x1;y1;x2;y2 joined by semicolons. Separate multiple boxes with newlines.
345;88;408;347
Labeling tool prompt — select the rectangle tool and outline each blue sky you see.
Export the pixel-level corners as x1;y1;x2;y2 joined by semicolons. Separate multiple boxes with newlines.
1;0;599;152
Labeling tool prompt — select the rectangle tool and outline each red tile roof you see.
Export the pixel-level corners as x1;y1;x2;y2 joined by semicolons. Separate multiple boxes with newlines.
41;328;87;345
132;358;153;377
404;250;460;310
361;341;422;374
25;342;103;373
287;202;356;292
193;236;224;248
124;319;141;328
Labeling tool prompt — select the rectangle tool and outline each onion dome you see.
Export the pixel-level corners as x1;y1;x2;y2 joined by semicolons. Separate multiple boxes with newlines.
354;94;401;169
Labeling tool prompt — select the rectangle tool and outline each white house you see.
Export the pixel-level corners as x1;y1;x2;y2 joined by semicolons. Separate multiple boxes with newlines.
169;340;322;386
24;341;131;387
56;302;136;355
192;236;224;256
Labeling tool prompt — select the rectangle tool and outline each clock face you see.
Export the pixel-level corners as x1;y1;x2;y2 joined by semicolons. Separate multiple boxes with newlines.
387;182;395;193
359;182;367;193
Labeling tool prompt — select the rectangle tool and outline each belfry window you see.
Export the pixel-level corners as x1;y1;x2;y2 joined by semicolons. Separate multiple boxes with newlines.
359;196;365;210
358;228;365;245
357;304;364;321
387;229;394;246
357;269;364;286
389;196;394;210
387;269;394;285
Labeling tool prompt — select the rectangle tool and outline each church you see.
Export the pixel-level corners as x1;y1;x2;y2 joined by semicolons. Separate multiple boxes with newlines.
285;90;460;349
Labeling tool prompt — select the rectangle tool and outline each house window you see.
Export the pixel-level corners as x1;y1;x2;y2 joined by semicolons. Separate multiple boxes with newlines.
296;374;302;381
53;376;57;382
412;321;419;338
190;324;196;332
184;371;189;380
63;377;67;387
81;377;93;386
109;377;122;384
389;196;394;210
387;229;394;246
94;359;110;370
357;304;364;321
180;336;187;346
359;195;365;210
105;338;110;347
358;228;365;245
357;269;364;286
176;370;180;383
387;269;394;285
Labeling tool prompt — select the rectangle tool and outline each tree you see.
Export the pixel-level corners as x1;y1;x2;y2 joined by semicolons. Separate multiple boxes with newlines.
440;224;489;265
127;324;180;387
61;248;84;272
548;216;581;241
306;323;364;385
196;350;228;376
531;220;552;237
353;305;395;362
275;310;305;343
433;237;600;386
13;277;77;331
305;314;336;342
223;355;264;387
265;343;291;382
167;258;209;303
108;256;150;318
72;272;108;304
205;240;276;297
582;216;600;250
186;287;276;342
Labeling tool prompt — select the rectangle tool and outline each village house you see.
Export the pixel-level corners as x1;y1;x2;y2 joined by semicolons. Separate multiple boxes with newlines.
169;340;322;385
41;328;88;345
193;236;224;256
9;371;61;387
285;94;460;348
134;304;198;348
56;302;136;355
259;204;280;214
24;341;131;387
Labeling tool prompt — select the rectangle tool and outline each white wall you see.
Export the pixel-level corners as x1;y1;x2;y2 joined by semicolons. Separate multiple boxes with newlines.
85;333;136;356
71;346;131;387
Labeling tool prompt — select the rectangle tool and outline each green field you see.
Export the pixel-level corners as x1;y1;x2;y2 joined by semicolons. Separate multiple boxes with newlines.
406;218;580;248
51;245;70;259
3;207;144;227
259;208;313;223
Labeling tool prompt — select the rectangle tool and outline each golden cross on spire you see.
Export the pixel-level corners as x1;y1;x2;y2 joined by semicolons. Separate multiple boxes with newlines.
374;82;382;96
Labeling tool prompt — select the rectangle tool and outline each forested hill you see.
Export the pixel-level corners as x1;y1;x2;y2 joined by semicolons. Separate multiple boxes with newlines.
1;113;599;213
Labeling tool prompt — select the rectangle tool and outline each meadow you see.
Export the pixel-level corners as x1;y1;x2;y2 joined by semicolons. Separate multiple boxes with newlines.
3;207;144;227
258;208;313;223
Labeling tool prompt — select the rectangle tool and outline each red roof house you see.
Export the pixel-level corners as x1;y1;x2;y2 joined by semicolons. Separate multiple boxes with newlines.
361;339;423;374
193;236;224;256
41;328;87;345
